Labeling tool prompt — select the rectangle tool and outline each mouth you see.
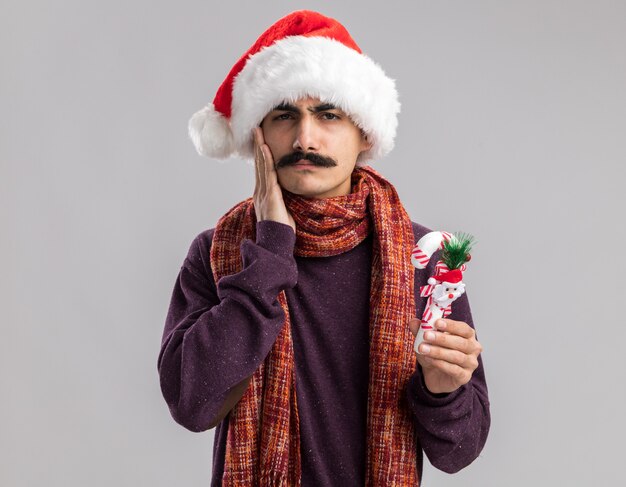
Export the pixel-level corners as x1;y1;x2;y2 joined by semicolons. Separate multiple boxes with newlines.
292;160;320;168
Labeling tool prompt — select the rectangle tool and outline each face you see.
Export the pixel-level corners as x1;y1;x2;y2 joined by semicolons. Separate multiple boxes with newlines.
259;96;372;199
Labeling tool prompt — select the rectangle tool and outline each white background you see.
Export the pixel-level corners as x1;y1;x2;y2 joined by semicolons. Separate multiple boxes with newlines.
2;1;625;485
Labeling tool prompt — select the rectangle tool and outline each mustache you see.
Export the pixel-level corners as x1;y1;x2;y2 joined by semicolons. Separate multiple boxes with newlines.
275;151;337;169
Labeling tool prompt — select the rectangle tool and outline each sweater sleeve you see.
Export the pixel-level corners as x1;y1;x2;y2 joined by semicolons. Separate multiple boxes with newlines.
406;290;491;474
157;220;297;432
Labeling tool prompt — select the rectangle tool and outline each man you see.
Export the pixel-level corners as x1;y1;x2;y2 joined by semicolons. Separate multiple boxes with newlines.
158;10;490;486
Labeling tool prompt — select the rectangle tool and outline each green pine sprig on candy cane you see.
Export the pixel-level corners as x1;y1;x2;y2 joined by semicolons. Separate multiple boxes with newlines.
441;232;475;270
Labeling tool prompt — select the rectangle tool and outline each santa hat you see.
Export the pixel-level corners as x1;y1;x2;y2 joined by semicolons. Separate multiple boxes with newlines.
188;10;400;165
428;269;464;286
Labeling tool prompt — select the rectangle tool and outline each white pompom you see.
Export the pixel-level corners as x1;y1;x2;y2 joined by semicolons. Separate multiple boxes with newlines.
188;104;236;159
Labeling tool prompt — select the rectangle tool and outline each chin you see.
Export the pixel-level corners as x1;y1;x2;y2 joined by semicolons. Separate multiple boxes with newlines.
284;186;328;198
279;174;321;193
284;183;338;199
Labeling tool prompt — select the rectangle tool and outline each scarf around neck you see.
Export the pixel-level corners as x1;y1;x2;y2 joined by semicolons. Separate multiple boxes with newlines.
210;165;419;486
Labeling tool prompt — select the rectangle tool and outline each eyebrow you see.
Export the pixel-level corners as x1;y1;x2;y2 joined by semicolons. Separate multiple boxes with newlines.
272;102;339;114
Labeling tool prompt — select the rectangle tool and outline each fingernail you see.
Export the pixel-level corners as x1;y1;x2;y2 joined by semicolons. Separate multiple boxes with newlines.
420;344;431;354
437;320;446;330
425;331;436;341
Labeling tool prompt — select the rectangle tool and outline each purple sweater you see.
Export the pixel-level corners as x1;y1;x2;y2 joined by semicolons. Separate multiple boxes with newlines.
158;220;490;486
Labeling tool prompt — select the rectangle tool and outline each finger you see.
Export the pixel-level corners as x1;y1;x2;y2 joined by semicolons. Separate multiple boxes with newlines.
256;124;266;146
418;341;478;370
422;329;474;355
262;143;272;188
435;319;476;340
416;353;444;370
419;356;472;384
254;127;274;167
258;130;277;190
253;129;260;194
253;128;266;192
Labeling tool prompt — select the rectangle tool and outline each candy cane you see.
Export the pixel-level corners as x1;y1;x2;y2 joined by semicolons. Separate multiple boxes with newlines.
411;231;465;354
410;231;454;269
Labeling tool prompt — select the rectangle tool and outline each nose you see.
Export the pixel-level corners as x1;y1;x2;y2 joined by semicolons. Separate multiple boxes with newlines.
293;115;320;152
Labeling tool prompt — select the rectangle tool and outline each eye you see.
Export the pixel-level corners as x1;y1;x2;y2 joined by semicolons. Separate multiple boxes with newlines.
321;112;340;120
274;113;294;121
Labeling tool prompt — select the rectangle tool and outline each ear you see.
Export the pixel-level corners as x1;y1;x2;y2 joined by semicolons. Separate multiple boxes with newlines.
360;130;373;152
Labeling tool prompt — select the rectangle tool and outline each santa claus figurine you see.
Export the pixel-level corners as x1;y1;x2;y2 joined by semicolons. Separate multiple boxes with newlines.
410;231;474;354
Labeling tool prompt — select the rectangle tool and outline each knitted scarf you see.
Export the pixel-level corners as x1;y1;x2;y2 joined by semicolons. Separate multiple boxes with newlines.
210;165;419;486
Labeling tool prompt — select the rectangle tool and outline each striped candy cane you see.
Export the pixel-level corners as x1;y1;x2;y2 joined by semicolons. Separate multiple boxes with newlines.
411;231;454;269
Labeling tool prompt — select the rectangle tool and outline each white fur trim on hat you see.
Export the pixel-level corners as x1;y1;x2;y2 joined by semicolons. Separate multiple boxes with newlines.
188;103;236;159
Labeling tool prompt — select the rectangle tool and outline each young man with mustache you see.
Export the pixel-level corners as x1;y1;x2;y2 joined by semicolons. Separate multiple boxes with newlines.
158;10;490;487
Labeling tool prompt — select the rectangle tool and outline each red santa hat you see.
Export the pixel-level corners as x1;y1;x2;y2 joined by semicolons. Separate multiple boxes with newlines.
428;269;464;286
188;10;400;165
